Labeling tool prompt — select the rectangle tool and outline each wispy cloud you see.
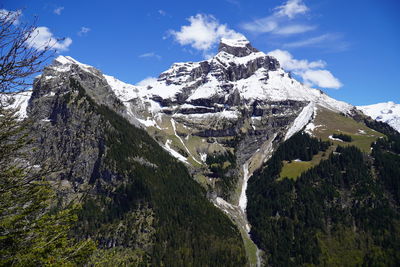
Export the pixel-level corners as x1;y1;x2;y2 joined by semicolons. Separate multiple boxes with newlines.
242;17;278;33
139;52;162;60
241;0;313;35
284;34;335;48
274;24;316;35
158;10;166;16
275;0;308;19
283;33;349;51
268;49;342;89
26;27;72;52
78;27;91;36
169;14;243;52
53;7;64;15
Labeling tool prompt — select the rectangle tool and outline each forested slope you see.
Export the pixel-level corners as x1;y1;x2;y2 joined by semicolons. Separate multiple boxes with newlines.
247;131;400;266
29;77;247;266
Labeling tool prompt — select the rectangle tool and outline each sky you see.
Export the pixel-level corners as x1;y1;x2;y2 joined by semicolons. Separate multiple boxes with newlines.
2;0;399;105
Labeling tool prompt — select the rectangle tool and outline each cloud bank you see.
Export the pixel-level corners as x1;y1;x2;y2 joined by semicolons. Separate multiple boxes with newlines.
26;27;72;52
241;0;314;35
268;49;342;89
170;14;243;52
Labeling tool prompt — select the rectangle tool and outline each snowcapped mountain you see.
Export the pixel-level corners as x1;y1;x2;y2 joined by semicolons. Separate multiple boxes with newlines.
22;37;361;225
357;102;400;133
134;37;352;116
8;37;358;177
12;37;353;123
7;37;354;179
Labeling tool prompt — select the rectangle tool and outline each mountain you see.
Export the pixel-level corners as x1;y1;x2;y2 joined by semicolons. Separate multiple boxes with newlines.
22;53;247;266
7;36;400;266
357;102;400;133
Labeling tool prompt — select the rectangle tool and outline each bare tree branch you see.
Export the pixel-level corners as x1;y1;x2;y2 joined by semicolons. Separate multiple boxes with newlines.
0;10;53;97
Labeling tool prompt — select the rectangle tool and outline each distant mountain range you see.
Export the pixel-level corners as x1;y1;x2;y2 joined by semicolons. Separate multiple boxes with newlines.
357;102;400;132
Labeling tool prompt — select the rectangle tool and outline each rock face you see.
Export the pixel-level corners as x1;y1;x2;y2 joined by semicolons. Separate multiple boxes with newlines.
218;37;259;57
27;57;128;197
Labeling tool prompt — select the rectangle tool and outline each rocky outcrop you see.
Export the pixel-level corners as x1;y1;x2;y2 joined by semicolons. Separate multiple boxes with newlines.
218;37;259;57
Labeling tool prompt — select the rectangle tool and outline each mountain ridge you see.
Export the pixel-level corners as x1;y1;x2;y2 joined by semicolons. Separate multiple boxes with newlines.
357;101;400;133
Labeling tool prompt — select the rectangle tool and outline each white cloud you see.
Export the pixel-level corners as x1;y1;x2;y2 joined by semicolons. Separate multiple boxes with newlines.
158;10;166;16
53;7;64;15
170;14;243;51
241;0;312;35
136;77;158;87
275;0;309;19
78;27;91;36
0;9;22;25
302;70;342;88
139;52;161;60
26;27;72;52
268;49;342;89
268;49;325;70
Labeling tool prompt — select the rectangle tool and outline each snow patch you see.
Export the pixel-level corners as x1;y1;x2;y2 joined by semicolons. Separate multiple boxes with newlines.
285;102;315;140
171;119;202;164
1;91;32;119
358;129;366;135
164;139;188;163
137;117;158;127
104;74;139;102
199;153;207;162
329;135;343;142
239;162;250;213
220;37;250;48
52;55;94;73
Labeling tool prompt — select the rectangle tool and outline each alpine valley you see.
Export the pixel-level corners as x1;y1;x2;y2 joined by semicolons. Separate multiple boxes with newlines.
9;37;400;266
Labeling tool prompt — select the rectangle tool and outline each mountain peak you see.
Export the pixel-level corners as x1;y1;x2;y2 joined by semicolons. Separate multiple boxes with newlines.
218;37;259;57
51;55;96;73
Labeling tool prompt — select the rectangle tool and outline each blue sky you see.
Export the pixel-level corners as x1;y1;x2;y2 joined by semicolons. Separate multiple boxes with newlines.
2;0;399;105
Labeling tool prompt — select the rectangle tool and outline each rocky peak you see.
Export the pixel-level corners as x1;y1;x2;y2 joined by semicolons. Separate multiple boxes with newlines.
218;37;259;57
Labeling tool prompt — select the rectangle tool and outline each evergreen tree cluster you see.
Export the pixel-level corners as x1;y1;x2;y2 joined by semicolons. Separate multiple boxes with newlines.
206;150;238;199
247;131;400;266
70;82;247;266
332;132;352;142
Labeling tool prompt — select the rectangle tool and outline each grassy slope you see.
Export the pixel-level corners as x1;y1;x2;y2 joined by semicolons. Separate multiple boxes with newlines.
279;107;385;180
279;146;335;180
312;108;384;153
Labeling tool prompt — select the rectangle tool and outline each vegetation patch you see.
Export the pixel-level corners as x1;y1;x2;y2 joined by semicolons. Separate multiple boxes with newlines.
280;160;313;180
311;107;384;152
279;145;336;180
332;132;352;142
206;150;238;200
